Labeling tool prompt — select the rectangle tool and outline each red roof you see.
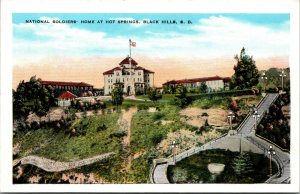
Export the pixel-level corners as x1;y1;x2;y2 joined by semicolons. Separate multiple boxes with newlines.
134;66;154;73
58;91;78;99
103;67;122;75
41;81;93;87
103;66;154;75
119;57;138;66
164;76;228;85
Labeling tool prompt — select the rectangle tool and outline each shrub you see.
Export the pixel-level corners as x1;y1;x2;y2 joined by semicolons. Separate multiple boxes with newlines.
151;112;165;120
201;112;209;117
137;104;149;111
96;124;107;132
150;132;165;145
123;104;132;111
229;98;239;112
109;131;127;138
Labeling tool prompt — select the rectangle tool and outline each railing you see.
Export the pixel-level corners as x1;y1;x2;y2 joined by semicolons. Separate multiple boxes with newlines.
246;135;285;182
255;134;290;154
150;159;169;183
167;133;228;164
256;93;269;109
236;94;268;133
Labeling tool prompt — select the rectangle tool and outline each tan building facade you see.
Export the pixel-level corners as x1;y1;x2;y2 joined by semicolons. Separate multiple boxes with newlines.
103;57;154;95
163;76;230;92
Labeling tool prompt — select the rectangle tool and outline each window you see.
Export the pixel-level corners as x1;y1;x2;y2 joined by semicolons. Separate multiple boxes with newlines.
138;72;141;75
117;72;119;76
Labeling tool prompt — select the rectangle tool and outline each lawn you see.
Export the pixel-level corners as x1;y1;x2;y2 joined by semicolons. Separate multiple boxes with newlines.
167;149;277;183
135;94;176;101
103;99;166;109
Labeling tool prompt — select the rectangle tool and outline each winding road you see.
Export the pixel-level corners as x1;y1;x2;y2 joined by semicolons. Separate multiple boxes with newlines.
152;93;290;184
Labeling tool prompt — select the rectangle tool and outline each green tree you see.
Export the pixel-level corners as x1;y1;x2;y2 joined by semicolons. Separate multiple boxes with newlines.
174;84;189;108
111;84;123;107
199;82;208;93
232;152;254;177
163;83;176;94
13;76;55;119
147;87;162;102
230;48;260;89
259;67;290;91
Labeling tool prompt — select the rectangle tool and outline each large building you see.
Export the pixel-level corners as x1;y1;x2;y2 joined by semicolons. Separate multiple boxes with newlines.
103;56;154;95
41;81;94;97
163;76;231;92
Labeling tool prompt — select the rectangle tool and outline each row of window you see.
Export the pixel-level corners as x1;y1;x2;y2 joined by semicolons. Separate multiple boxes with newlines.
115;71;143;76
48;85;92;91
108;77;150;83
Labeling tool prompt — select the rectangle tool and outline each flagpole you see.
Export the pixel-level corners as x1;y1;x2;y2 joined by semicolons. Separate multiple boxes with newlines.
129;39;131;58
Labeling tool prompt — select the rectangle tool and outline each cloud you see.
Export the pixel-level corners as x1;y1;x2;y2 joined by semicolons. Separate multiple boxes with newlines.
13;16;130;63
190;16;289;57
143;16;288;59
13;15;289;64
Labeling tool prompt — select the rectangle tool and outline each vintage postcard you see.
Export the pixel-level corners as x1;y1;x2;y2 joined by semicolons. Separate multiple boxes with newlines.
1;0;299;193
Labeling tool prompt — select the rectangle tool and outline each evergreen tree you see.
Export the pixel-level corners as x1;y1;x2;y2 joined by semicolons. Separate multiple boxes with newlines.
174;84;189;108
199;82;208;93
230;48;260;89
111;84;123;107
232;152;254;176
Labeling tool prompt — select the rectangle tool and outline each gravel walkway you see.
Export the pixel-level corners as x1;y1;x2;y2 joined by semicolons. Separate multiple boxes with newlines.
14;152;115;172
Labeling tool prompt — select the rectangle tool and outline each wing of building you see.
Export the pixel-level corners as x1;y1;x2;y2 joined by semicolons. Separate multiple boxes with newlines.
163;76;231;92
41;81;93;97
103;56;154;95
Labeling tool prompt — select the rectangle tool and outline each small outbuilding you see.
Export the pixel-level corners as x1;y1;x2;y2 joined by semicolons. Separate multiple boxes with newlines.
57;91;78;107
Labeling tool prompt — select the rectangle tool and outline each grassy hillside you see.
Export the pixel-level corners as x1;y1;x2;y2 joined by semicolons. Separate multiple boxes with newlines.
15;113;122;161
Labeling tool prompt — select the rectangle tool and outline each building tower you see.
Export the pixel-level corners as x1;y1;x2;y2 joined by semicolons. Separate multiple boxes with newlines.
102;40;154;95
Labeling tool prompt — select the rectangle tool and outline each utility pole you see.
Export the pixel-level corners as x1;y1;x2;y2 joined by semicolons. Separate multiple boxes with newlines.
268;145;276;177
252;110;260;131
279;69;286;91
227;111;235;131
171;140;178;165
261;71;268;94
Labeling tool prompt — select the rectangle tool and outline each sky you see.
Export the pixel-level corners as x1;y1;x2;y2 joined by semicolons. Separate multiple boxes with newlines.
13;13;290;89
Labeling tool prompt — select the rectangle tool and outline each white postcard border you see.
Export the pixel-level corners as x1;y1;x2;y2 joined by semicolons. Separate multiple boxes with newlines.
1;0;299;192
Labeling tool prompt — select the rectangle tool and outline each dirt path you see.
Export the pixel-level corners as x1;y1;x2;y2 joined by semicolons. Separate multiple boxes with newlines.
118;108;137;147
117;108;137;172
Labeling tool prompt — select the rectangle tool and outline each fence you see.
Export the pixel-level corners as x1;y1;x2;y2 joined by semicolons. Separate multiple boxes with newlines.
236;94;267;133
